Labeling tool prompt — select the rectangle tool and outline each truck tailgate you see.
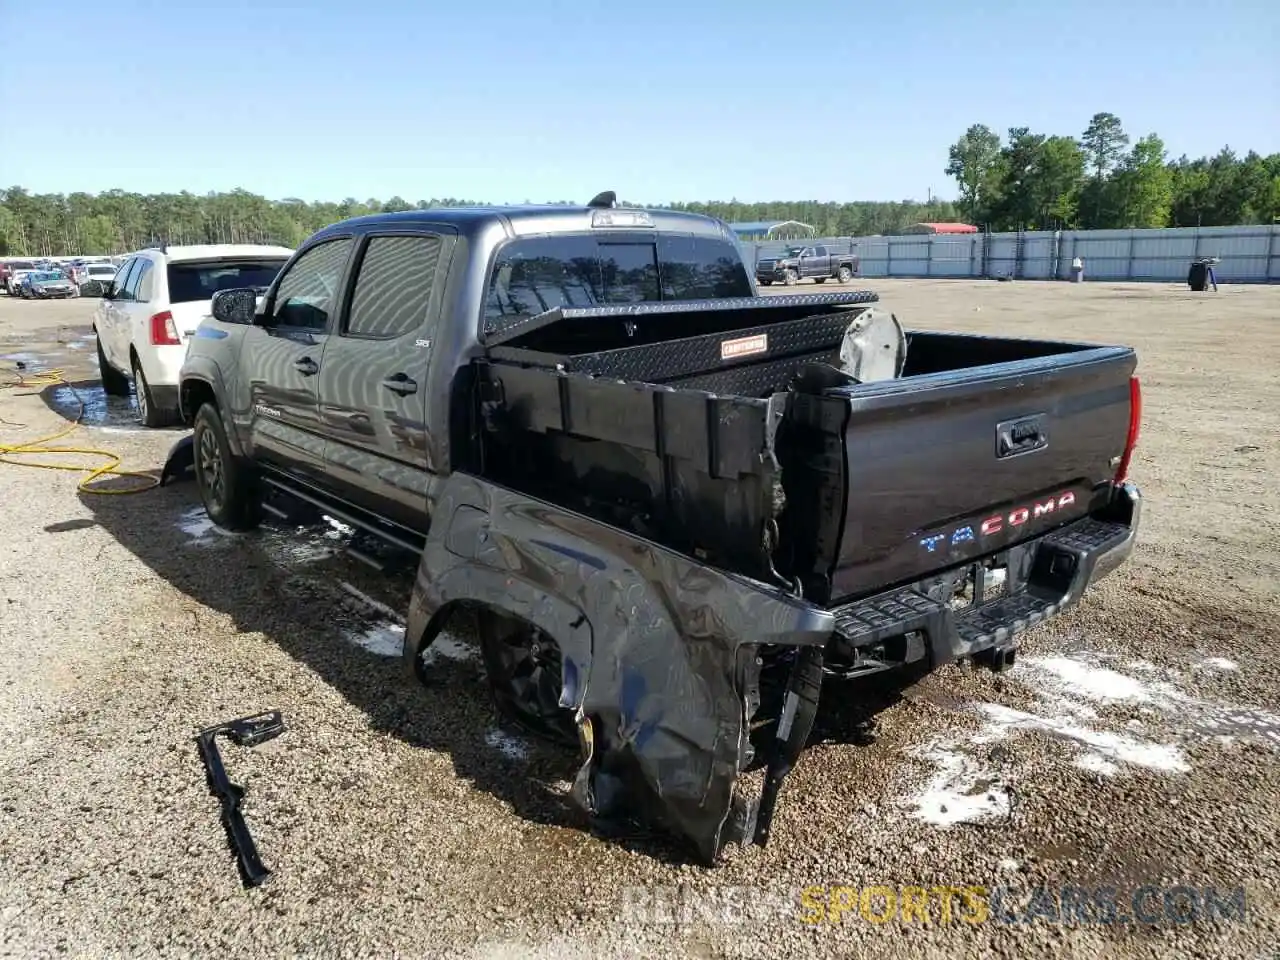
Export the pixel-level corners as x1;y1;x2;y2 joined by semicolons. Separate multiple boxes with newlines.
794;343;1138;601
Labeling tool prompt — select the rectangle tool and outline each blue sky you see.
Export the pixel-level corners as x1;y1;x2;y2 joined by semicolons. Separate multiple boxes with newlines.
3;0;1277;205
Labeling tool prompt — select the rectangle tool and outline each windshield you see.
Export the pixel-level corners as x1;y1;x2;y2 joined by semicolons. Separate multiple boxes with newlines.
31;271;65;282
166;259;289;304
485;232;752;327
87;265;116;277
8;261;35;271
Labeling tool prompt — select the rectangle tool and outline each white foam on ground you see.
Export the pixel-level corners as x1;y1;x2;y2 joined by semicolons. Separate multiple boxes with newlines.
324;515;355;537
903;650;1277;826
975;702;1189;771
1015;652;1280;748
1019;656;1156;703
350;622;405;657
485;728;529;762
420;633;477;666
176;506;237;544
907;743;1010;827
1198;657;1239;672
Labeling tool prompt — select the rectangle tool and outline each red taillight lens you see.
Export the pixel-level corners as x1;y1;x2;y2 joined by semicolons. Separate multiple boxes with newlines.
1114;376;1141;484
149;311;180;345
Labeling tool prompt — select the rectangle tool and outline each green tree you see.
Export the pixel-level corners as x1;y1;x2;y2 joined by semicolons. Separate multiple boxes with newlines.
944;124;1005;224
1081;112;1129;179
1034;135;1087;227
1112;134;1174;228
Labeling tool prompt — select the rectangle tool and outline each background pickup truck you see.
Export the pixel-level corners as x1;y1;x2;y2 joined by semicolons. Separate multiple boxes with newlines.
756;243;858;285
176;194;1143;865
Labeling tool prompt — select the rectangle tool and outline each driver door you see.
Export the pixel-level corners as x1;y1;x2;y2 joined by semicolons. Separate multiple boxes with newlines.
238;236;355;482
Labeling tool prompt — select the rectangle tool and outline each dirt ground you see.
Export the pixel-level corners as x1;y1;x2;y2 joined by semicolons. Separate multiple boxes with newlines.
0;279;1277;959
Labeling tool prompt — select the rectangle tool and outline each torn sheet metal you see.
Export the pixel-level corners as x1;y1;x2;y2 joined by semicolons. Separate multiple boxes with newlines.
404;472;835;863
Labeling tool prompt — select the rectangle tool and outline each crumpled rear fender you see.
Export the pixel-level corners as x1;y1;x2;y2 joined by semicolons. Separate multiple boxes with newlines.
404;472;835;864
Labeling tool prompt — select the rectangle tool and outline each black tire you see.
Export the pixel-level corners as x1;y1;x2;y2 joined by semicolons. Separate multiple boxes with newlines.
96;333;131;396
837;265;853;283
814;277;826;283
759;280;772;286
477;609;577;748
193;402;262;531
132;356;179;428
783;268;798;286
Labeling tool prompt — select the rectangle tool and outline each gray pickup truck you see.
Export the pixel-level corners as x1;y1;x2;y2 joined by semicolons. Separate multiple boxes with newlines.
756;243;858;285
172;193;1143;865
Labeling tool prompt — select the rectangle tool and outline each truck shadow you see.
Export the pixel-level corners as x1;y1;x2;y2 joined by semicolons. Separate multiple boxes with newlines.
79;484;915;868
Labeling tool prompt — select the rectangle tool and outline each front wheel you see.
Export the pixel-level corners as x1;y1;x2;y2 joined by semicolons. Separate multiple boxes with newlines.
193;402;262;531
837;265;853;283
96;334;130;396
782;268;798;286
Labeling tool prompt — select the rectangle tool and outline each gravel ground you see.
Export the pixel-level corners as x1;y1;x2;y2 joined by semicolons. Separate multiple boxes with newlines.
0;281;1277;959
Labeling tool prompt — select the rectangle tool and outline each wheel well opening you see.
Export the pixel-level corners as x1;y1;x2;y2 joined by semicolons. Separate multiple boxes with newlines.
180;379;218;425
412;600;482;680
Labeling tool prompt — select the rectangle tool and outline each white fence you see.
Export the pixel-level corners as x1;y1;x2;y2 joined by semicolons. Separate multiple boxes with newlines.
740;225;1280;283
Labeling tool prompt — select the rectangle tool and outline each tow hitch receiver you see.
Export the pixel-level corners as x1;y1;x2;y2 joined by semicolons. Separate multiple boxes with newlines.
195;709;286;887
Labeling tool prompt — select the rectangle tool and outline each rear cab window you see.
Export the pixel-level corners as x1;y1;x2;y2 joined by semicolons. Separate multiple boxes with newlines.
166;259;290;304
484;232;752;329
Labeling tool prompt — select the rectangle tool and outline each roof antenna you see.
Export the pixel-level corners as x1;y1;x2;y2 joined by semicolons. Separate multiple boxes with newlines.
587;191;616;208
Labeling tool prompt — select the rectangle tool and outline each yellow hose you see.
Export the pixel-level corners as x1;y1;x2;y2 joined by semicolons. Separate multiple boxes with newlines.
0;365;160;494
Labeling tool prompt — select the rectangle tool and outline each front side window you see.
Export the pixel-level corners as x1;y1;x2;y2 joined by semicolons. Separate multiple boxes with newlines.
134;260;154;301
268;239;353;330
114;258;140;301
345;235;443;339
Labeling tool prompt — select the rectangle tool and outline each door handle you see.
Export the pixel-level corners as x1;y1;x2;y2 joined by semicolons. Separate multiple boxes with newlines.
381;373;417;396
293;357;319;376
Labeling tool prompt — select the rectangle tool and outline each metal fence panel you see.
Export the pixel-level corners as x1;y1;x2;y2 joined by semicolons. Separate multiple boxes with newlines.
736;225;1280;284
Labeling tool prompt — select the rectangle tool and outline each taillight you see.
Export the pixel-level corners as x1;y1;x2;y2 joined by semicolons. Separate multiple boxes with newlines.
1114;376;1141;484
149;310;181;345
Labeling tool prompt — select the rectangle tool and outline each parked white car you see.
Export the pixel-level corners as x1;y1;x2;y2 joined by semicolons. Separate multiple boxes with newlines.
92;244;295;426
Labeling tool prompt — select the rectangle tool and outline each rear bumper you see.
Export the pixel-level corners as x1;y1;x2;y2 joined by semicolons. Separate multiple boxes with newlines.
825;482;1142;675
140;344;190;389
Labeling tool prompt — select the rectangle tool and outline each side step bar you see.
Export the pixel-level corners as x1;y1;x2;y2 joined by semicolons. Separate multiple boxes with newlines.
257;471;426;556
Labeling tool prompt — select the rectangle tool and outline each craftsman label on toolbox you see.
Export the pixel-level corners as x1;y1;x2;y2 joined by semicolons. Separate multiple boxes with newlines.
721;333;769;360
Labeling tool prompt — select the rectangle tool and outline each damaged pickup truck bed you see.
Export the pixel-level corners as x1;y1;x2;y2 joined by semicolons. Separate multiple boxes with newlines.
176;195;1143;865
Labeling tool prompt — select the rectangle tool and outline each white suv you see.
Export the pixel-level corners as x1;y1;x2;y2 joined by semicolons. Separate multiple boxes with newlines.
93;244;294;426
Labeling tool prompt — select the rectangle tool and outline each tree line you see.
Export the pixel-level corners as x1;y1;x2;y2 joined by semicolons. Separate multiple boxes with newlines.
0;110;1276;256
0;187;965;257
946;112;1280;232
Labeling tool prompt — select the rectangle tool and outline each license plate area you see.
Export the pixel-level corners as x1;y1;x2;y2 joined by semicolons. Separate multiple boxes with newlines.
948;556;1010;611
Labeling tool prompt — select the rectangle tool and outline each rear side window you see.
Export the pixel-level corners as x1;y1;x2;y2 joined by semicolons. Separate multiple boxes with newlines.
166;259;290;304
485;233;751;329
345;235;442;339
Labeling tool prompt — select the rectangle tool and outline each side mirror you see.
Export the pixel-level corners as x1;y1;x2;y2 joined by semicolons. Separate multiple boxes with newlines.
211;287;259;325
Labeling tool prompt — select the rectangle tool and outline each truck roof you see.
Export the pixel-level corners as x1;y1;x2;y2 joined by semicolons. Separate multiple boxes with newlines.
310;204;736;243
